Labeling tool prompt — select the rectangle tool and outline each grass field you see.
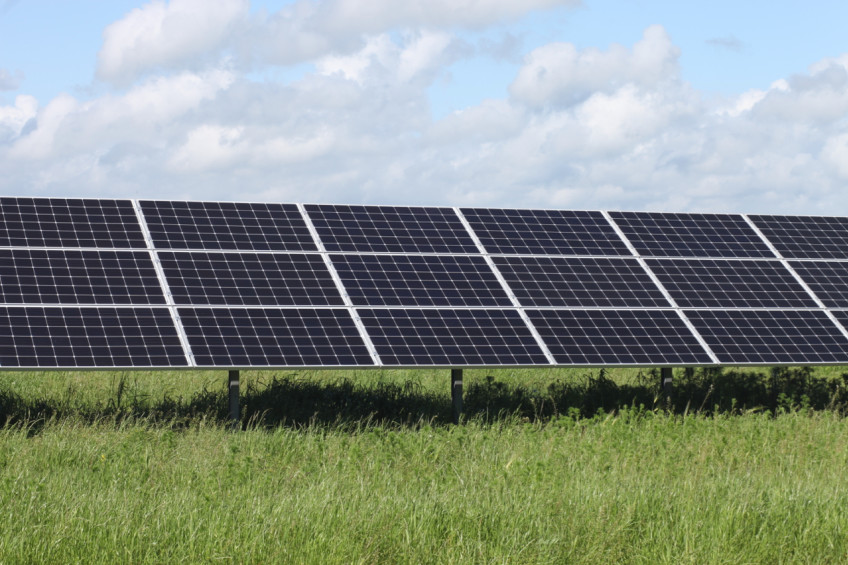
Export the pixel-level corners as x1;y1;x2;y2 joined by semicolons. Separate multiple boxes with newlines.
2;367;848;563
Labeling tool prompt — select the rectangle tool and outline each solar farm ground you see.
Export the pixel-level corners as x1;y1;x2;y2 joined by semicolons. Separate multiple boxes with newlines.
2;367;848;563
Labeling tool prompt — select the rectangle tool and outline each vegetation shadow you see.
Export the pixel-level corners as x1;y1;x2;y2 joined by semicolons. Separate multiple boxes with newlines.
3;367;848;432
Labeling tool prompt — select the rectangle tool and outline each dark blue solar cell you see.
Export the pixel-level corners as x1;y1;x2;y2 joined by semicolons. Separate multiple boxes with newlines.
790;261;848;308
687;310;848;364
527;309;712;365
305;204;478;254
750;215;848;259
0;197;146;249
461;208;629;255
330;254;511;307
609;211;773;258
646;258;816;308
358;308;548;366
140;200;317;251
180;307;373;367
0;306;186;367
0;249;166;305
494;256;668;307
159;252;343;307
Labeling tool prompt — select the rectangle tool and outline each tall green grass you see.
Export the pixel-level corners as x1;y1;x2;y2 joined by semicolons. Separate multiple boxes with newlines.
2;367;848;563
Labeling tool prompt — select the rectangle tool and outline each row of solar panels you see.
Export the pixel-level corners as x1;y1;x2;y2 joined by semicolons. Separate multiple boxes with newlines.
3;197;848;369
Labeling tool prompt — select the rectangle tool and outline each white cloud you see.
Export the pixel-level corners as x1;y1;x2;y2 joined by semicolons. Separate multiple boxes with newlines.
98;0;577;83
97;0;248;84
0;94;37;143
6;22;848;215
0;68;24;91
510;25;679;109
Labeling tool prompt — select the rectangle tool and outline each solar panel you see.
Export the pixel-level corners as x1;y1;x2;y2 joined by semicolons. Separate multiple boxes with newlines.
460;208;630;255
330;254;512;307
139;200;317;251
0;197;146;249
527;309;712;365
493;256;669;308
0;249;166;305
685;310;848;364
749;214;848;259
789;261;848;308
358;308;548;366
179;307;373;367
646;258;816;308
609;211;773;258
0;306;186;367
304;204;478;254
159;251;344;307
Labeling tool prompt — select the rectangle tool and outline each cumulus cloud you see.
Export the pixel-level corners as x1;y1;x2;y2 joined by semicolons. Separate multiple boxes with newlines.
98;0;577;83
0;68;24;91
97;0;248;84
6;20;848;215
509;25;680;109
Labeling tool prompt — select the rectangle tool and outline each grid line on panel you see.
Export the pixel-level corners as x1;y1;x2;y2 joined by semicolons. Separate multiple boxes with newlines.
602;211;721;364
527;309;714;366
789;261;848;308
179;307;374;367
608;211;774;258
159;251;345;307
297;203;382;366
132;200;196;366
330;253;513;308
139;200;318;251
646;258;817;309
742;214;848;343
358;308;549;366
454;207;556;365
0;197;147;249
0;306;187;368
493;256;671;308
748;214;848;259
686;310;848;365
0;248;167;306
460;208;630;256
304;204;479;254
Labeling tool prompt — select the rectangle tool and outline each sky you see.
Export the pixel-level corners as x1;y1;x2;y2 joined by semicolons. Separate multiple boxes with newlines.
2;0;848;214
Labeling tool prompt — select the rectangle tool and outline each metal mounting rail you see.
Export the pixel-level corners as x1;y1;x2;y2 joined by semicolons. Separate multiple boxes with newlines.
742;214;848;342
453;207;557;365
131;200;196;367
601;210;721;365
297;203;383;367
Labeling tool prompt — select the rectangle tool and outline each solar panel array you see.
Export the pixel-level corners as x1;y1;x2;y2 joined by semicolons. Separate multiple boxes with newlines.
3;196;848;368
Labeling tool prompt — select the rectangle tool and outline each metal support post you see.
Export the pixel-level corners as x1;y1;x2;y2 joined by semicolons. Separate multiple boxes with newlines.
660;367;673;403
229;369;240;428
451;368;463;424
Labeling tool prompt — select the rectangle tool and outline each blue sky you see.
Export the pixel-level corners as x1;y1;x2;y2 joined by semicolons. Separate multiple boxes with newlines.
2;0;848;213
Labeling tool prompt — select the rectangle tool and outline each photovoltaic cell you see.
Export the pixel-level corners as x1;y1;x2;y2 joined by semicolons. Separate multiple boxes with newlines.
358;308;548;366
0;306;186;367
159;252;344;307
609;211;773;258
305;204;478;254
749;215;848;259
686;310;848;364
646;258;816;308
0;249;166;305
139;200;317;251
179;307;373;367
527;309;712;365
461;208;629;255
493;256;668;308
0;197;146;249
330;254;511;307
790;261;848;308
